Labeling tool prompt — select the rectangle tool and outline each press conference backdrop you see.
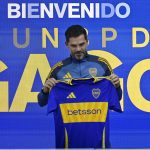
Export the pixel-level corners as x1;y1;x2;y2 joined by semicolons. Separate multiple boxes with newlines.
0;0;150;148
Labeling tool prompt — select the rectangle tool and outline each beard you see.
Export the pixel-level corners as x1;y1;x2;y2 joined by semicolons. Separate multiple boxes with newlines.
72;51;87;60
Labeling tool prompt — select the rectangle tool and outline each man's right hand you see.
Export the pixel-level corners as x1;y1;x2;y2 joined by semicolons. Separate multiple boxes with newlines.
42;78;58;93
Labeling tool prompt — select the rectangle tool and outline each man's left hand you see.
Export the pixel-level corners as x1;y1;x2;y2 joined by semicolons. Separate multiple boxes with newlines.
109;73;120;88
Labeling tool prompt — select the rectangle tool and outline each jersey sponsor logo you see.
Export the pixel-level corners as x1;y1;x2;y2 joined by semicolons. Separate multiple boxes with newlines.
68;108;101;115
92;88;101;99
89;68;97;77
60;102;108;123
67;92;76;99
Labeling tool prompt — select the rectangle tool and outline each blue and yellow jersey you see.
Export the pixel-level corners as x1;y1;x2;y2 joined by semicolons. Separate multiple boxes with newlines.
47;78;122;148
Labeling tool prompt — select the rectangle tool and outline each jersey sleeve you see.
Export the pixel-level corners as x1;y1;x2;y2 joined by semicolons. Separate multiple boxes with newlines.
108;81;122;112
47;89;57;114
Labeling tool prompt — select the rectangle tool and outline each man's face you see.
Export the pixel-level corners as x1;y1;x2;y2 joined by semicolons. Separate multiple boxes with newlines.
66;34;88;60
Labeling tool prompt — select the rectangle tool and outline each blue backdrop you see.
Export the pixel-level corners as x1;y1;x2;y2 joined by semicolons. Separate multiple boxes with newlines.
0;0;150;148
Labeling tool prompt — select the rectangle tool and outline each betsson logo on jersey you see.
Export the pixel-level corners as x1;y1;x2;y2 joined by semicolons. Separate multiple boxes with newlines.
67;108;101;115
60;102;108;123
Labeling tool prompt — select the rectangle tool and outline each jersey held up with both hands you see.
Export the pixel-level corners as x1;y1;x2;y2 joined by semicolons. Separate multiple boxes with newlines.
47;78;122;148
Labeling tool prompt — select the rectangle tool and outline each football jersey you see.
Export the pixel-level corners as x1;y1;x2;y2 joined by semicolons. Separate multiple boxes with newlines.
47;78;122;148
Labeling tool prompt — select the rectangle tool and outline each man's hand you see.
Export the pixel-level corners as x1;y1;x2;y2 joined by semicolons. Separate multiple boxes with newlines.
43;78;58;93
109;73;120;88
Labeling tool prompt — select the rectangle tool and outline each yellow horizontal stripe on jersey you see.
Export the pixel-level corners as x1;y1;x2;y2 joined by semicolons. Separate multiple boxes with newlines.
60;102;108;123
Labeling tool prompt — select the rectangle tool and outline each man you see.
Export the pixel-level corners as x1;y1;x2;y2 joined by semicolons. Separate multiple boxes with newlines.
38;25;122;148
38;25;122;106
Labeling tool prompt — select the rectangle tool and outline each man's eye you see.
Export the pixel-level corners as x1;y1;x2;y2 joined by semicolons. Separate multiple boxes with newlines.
79;43;85;46
70;45;77;48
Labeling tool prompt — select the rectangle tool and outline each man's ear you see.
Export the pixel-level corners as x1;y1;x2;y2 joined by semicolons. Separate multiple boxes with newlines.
87;39;89;45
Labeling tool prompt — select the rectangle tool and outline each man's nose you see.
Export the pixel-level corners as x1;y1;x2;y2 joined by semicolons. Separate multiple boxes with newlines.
76;45;81;51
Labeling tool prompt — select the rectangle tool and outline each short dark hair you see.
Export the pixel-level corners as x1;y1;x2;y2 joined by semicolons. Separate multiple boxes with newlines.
65;25;87;43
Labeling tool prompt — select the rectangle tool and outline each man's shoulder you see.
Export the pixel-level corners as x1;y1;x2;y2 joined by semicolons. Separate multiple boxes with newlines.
46;57;71;79
87;54;112;73
61;57;72;65
51;57;71;71
87;54;110;65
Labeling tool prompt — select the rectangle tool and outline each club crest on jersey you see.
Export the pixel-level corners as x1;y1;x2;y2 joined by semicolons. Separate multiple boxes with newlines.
92;88;101;99
89;68;97;77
